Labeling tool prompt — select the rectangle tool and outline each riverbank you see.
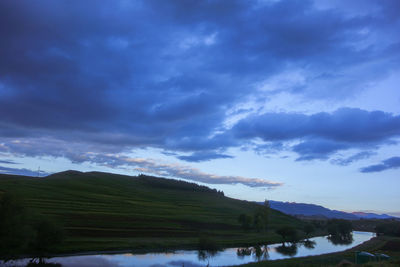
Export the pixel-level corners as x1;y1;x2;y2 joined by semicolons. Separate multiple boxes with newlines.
238;235;400;266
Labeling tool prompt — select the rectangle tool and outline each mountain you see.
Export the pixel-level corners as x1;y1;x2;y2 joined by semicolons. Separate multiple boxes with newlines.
267;200;396;220
0;170;301;253
352;212;394;219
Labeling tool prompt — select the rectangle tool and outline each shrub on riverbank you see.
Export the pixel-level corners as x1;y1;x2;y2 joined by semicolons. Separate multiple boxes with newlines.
0;193;64;260
375;221;400;237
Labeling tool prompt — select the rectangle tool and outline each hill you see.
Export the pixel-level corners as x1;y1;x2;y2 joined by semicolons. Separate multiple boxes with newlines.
0;170;302;253
268;200;396;220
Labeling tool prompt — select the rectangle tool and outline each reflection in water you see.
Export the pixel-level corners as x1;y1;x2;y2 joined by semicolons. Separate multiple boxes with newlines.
303;240;316;249
26;259;62;267
237;247;252;258
197;249;219;266
328;233;353;245
275;244;298;257
167;260;203;267
253;245;269;261
236;245;269;261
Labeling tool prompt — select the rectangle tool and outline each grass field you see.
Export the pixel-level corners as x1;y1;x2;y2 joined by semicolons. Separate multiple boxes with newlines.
0;170;304;254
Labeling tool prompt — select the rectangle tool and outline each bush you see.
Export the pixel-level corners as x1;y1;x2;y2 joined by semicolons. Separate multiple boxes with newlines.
327;219;352;237
303;223;315;238
375;221;400;237
197;236;219;251
276;226;298;244
0;193;64;260
30;218;65;257
238;214;253;230
0;193;34;259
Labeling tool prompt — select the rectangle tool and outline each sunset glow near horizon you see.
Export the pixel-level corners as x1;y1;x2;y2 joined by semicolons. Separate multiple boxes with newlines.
0;0;399;216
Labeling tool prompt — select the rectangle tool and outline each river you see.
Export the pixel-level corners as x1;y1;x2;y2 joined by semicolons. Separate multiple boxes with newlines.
1;231;374;267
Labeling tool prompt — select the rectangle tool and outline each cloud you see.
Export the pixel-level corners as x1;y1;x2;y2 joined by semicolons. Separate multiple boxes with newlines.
0;165;50;177
233;108;400;143
331;151;376;166
360;156;400;173
0;140;282;187
293;139;351;161
177;151;233;162
0;159;17;164
0;1;399;167
1;107;399;165
127;157;282;188
232;108;400;160
0;137;281;187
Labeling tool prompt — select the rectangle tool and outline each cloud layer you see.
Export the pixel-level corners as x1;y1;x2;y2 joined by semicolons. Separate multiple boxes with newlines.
0;0;400;181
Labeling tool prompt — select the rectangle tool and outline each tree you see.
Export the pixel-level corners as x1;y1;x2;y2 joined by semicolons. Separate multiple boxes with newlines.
375;221;400;237
253;200;270;232
303;223;315;239
327;234;353;245
253;213;264;232
29;218;64;260
276;226;298;245
327;219;352;237
0;193;34;260
197;236;220;267
0;192;64;262
238;214;253;230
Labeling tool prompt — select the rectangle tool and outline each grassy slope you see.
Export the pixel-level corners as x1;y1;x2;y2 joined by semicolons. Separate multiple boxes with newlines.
0;170;302;253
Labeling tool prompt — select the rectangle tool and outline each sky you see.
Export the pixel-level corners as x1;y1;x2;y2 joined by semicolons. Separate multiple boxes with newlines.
0;0;399;216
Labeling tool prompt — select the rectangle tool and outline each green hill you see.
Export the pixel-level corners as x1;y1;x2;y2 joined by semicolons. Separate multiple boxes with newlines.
0;170;302;253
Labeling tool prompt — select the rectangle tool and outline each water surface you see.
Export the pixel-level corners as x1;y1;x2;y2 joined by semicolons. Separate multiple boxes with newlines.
2;231;374;267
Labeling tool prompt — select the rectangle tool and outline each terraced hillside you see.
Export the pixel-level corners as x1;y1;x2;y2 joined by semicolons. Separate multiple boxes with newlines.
0;170;302;252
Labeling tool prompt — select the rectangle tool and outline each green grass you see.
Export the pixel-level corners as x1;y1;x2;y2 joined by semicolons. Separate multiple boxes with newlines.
0;170;303;253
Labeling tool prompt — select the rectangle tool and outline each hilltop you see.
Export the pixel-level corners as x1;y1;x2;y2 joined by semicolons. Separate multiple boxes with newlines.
0;170;302;253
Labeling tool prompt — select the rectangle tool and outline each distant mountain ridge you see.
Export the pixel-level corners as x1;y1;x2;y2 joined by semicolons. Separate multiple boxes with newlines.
351;211;394;219
266;200;396;220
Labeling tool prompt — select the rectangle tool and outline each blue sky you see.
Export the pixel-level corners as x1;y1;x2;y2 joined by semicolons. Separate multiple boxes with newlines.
0;0;399;216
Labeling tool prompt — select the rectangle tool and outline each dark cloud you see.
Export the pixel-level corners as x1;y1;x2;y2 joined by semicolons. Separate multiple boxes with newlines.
177;151;233;162
360;157;400;173
331;151;376;166
0;159;17;164
233;108;400;143
232;108;400;160
0;0;399;168
293;139;351;161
